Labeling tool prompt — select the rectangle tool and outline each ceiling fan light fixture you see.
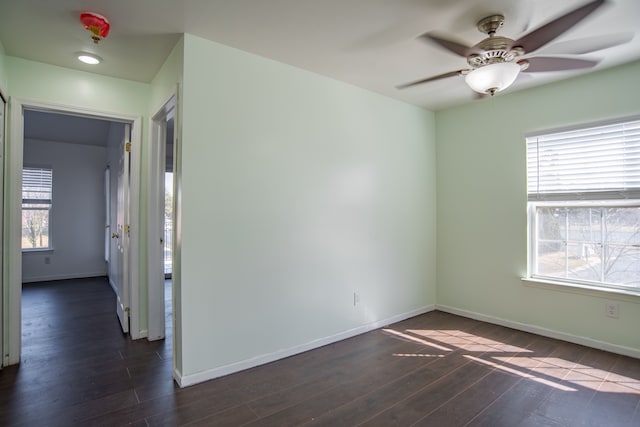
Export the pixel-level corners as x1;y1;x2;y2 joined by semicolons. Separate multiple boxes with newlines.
464;62;521;96
76;52;102;65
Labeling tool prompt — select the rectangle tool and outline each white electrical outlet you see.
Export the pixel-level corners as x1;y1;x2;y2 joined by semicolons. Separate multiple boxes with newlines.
605;302;619;319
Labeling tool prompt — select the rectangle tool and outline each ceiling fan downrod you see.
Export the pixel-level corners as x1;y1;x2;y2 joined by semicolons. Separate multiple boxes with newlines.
477;14;505;36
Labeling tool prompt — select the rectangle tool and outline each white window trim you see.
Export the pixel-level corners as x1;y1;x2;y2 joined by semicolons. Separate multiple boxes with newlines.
21;165;53;251
525;117;640;295
21;248;54;253
521;277;640;302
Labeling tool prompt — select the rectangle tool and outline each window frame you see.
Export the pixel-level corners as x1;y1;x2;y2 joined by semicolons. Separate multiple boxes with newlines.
21;166;53;252
525;117;640;296
527;199;640;294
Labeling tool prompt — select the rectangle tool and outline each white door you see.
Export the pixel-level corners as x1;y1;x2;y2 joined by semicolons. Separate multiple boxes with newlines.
148;118;167;340
148;97;176;341
114;124;131;334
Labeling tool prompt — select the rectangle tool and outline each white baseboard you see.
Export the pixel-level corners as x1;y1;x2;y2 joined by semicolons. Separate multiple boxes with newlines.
108;277;117;293
134;329;148;340
174;367;184;387
22;272;108;284
436;304;640;360
175;304;436;388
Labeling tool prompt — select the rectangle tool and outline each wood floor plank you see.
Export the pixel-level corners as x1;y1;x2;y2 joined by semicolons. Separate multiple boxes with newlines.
413;369;521;426
82;375;237;426
467;380;555;427
305;348;474;426
515;346;620;426
245;334;431;418
466;338;592;426
356;331;560;426
4;389;139;427
244;322;514;426
357;360;493;426
573;381;640;426
143;387;251;426
632;401;640;426
182;404;258;426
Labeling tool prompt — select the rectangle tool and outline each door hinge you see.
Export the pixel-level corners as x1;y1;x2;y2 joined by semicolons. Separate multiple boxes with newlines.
125;224;130;236
125;142;131;152
125;307;130;313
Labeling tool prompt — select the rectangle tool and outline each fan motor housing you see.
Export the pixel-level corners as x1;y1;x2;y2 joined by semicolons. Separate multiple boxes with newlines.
468;36;524;68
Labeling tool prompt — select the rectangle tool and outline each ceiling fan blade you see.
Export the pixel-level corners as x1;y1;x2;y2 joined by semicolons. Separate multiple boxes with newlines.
540;32;633;55
420;33;473;57
396;70;466;89
511;0;606;53
522;57;600;72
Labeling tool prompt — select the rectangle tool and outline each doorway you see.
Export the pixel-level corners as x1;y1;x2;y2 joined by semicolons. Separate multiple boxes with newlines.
5;99;142;365
163;117;175;281
148;94;177;343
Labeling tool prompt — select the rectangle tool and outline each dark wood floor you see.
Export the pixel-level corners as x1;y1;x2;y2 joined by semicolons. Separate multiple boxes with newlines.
1;278;639;426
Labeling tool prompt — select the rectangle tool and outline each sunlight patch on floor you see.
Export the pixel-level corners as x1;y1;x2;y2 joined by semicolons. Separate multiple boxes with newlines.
465;355;577;391
382;329;453;352
406;329;532;353
392;353;446;358
493;356;640;394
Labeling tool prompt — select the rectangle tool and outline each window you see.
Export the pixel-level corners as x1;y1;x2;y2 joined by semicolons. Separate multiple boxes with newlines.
22;167;53;250
526;118;640;293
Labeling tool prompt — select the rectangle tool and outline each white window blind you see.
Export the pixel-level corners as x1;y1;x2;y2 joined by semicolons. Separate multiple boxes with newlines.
22;167;53;203
527;118;640;201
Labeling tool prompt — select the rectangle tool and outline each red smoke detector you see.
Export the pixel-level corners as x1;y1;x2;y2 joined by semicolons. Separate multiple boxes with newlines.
80;12;110;44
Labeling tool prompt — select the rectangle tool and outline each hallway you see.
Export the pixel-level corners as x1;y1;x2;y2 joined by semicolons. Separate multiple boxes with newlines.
1;277;173;425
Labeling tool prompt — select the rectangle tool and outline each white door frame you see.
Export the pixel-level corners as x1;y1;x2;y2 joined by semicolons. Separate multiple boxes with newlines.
0;90;6;368
4;98;143;365
148;92;177;341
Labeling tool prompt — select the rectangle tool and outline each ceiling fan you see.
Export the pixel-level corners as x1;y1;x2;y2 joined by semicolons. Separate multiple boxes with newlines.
397;0;612;96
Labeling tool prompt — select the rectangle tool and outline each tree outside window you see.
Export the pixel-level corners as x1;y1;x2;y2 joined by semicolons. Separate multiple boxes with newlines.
22;167;53;250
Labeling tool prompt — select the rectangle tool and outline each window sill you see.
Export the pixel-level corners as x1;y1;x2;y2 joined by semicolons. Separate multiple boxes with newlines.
521;277;640;303
22;248;53;253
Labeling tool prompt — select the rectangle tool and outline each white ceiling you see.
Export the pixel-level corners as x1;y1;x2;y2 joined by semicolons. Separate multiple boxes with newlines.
23;110;117;147
1;0;639;110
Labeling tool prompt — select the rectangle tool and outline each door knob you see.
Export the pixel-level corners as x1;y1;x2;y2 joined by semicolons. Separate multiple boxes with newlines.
112;232;120;239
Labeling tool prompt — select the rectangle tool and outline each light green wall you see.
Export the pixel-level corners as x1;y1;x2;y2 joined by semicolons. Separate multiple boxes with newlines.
6;57;149;115
0;39;7;92
149;37;184;115
5;57;151;333
180;34;436;377
436;60;640;351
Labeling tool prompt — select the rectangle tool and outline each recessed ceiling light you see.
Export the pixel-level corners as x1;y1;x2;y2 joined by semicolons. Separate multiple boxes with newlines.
76;52;102;65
